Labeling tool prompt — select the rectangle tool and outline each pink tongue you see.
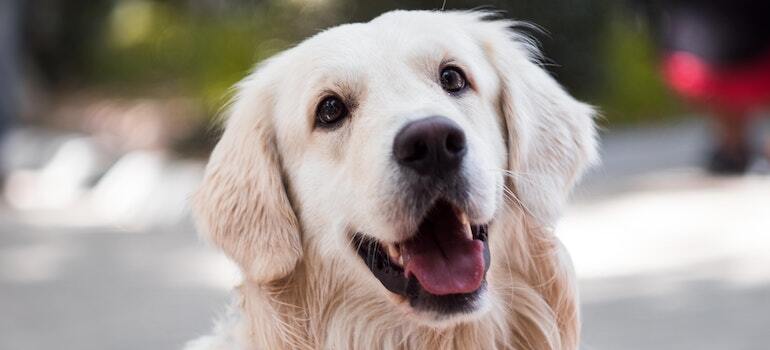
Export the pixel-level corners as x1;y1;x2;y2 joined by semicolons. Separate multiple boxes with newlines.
401;217;485;296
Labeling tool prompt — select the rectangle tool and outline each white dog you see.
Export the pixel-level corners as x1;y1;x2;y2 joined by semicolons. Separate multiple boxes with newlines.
188;10;598;350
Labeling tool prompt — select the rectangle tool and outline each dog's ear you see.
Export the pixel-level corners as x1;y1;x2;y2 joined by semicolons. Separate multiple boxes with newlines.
474;16;599;226
193;64;302;283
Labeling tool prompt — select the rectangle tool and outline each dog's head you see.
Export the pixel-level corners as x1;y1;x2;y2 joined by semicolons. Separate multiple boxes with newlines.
194;10;597;325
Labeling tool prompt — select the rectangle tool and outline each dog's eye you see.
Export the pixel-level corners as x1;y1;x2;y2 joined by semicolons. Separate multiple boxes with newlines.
315;96;349;127
440;66;467;93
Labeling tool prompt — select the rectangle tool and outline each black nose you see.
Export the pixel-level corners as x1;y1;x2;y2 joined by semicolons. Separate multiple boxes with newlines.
393;116;467;176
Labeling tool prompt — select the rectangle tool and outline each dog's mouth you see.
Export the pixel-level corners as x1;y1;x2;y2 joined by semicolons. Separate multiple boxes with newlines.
352;199;491;314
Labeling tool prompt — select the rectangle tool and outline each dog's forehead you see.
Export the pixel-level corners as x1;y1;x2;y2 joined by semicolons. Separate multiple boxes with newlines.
294;12;481;72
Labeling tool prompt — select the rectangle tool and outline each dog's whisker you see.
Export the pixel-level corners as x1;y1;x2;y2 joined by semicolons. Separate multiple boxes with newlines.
487;167;550;224
498;183;542;224
485;167;542;186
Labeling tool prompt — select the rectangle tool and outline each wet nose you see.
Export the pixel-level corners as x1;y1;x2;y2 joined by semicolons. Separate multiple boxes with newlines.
392;116;467;176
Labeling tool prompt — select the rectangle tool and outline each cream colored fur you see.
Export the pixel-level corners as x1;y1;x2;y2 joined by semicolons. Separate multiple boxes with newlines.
188;10;598;350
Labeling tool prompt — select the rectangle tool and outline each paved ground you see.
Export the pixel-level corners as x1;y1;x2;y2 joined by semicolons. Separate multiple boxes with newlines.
566;173;770;350
566;119;770;350
1;119;769;349
0;214;232;350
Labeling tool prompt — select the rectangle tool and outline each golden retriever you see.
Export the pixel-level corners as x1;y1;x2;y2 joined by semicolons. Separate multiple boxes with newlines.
187;10;598;350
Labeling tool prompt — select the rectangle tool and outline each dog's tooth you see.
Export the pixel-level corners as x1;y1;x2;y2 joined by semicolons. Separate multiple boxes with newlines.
386;243;401;264
455;206;468;223
458;212;473;240
463;223;473;240
459;212;468;225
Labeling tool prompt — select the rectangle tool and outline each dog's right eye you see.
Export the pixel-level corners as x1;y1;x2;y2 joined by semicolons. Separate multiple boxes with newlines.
440;66;468;94
315;96;349;128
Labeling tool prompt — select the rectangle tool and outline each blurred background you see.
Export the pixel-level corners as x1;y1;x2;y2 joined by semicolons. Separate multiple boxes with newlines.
0;0;768;349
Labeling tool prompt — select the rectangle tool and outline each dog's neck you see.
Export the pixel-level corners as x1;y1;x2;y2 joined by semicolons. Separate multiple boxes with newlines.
234;215;579;350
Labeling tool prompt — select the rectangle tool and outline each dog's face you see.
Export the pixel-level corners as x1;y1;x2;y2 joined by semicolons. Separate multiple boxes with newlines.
274;12;508;321
195;11;597;326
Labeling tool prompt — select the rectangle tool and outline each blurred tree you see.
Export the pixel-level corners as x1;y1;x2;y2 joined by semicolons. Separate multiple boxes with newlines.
14;0;678;152
22;0;114;85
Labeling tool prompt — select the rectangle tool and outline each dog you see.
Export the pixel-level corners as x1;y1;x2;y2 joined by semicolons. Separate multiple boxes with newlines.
187;10;598;350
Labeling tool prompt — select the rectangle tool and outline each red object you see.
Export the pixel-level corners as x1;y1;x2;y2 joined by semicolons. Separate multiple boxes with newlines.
663;49;770;113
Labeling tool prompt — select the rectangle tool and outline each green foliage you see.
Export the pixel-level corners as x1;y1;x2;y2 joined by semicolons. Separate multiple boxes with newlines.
596;14;683;125
88;1;296;116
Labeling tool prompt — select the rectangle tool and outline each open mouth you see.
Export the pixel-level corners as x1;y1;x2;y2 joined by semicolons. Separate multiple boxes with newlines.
352;199;491;314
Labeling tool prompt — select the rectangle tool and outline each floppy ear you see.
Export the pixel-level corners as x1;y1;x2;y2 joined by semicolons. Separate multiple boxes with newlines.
475;17;599;226
193;66;302;283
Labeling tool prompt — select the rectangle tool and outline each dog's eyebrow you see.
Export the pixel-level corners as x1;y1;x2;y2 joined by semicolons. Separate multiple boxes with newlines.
440;57;458;66
314;86;358;108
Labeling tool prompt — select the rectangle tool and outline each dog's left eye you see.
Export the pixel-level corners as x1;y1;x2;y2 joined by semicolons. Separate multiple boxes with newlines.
440;66;467;93
315;95;349;128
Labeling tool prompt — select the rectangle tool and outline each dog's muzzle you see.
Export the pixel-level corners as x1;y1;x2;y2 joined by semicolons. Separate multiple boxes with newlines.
350;116;492;316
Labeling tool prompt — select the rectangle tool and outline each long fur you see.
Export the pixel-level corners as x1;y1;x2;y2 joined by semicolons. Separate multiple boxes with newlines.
189;10;597;350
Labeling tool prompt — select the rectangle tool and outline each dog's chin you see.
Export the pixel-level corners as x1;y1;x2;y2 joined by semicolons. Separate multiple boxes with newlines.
385;283;492;327
350;199;492;324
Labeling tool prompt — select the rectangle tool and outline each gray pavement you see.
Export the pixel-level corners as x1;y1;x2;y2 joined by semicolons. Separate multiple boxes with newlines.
582;274;770;350
0;211;230;350
1;118;769;349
